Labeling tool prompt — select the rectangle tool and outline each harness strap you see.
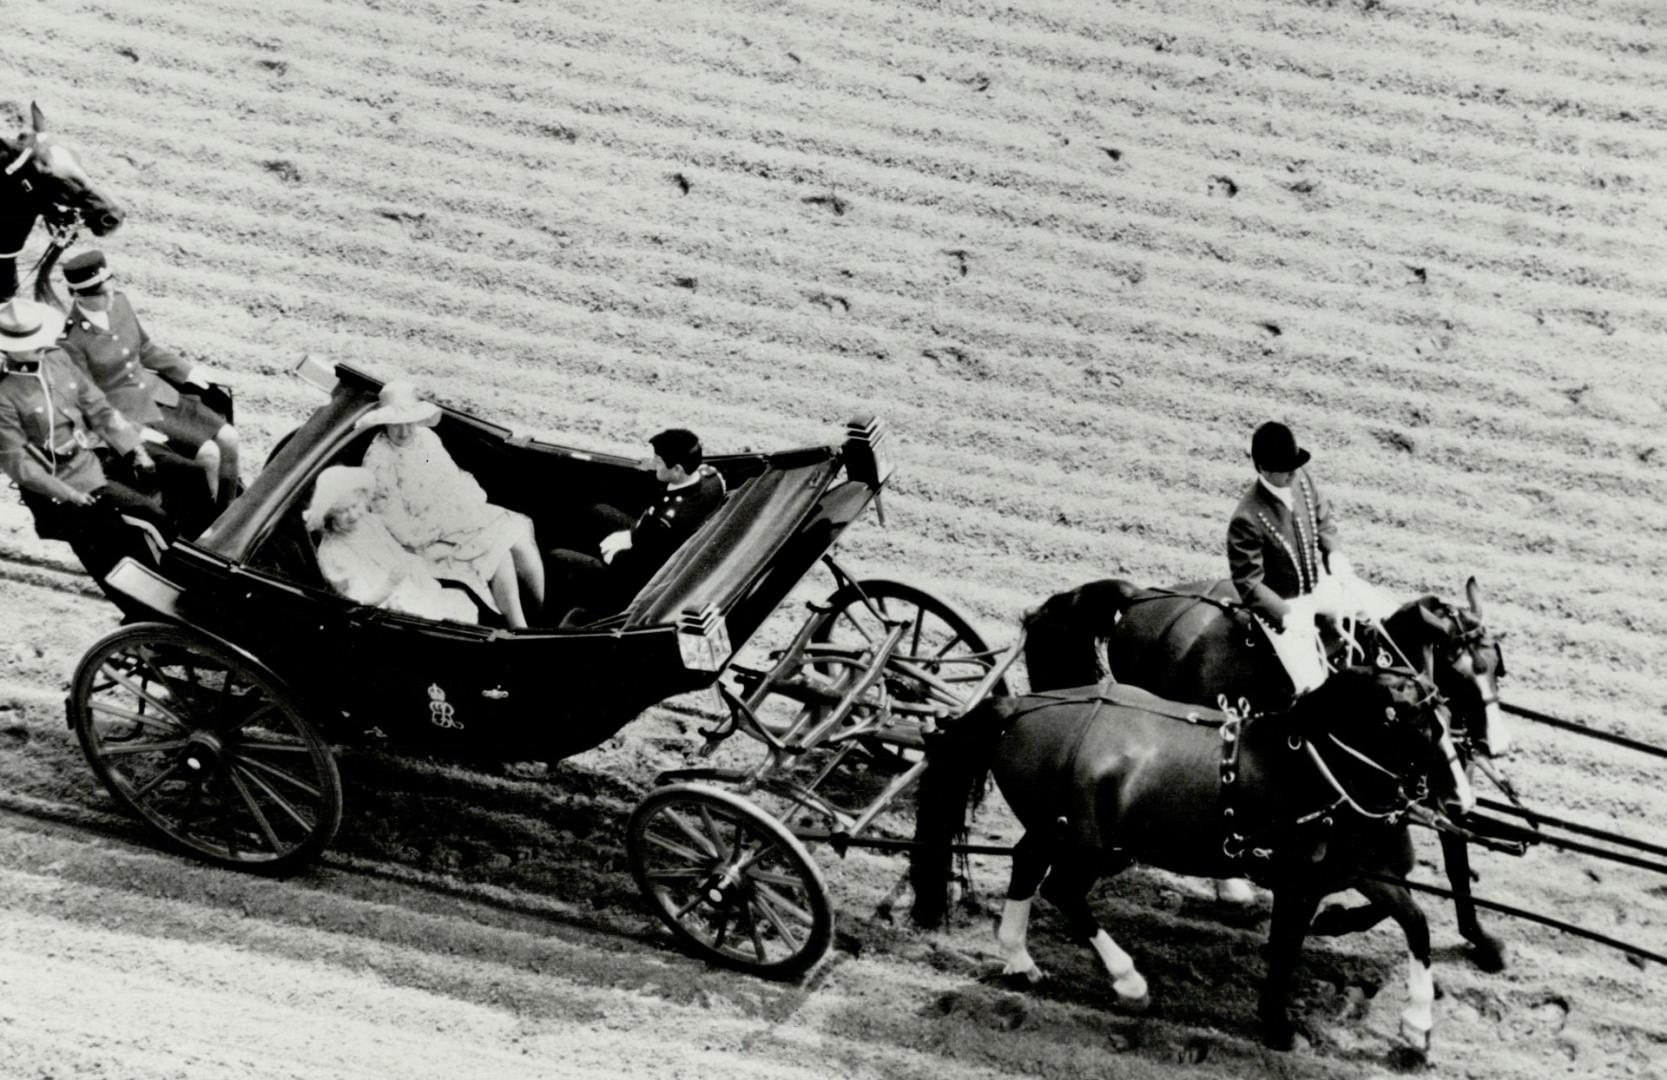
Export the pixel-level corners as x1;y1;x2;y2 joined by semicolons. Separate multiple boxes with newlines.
3;144;33;176
1022;688;1228;726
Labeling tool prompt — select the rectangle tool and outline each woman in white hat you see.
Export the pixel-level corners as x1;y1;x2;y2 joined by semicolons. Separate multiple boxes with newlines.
355;381;543;629
304;465;476;624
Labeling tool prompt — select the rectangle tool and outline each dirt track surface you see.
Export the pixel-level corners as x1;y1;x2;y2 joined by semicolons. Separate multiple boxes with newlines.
3;0;1667;1077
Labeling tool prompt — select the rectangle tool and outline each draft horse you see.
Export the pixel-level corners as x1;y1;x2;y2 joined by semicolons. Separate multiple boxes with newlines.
1;102;125;304
1021;574;1513;971
910;666;1472;1051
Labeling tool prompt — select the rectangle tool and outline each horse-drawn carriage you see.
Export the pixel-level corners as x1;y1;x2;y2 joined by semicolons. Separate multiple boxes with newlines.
65;357;1027;975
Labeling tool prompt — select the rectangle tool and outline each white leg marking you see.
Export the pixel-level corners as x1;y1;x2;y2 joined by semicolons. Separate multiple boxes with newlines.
1400;955;1434;1050
1089;929;1148;1001
996;898;1042;982
1215;877;1256;905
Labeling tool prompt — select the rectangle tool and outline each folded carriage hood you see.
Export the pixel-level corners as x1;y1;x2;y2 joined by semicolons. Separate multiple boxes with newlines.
623;453;877;643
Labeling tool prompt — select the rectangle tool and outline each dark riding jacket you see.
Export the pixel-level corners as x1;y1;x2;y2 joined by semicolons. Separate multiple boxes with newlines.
1226;470;1338;622
57;293;195;428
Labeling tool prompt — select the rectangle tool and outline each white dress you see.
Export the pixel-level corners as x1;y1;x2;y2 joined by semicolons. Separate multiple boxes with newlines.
362;427;531;609
317;513;477;624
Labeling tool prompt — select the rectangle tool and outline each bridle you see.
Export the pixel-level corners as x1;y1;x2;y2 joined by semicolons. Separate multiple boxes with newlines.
1219;670;1455;864
0;138;91;261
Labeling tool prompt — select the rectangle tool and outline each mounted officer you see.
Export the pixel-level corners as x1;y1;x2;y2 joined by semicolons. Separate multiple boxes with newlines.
0;296;168;580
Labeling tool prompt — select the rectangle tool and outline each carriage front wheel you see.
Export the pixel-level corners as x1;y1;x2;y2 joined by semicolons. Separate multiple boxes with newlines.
68;622;343;875
628;783;833;979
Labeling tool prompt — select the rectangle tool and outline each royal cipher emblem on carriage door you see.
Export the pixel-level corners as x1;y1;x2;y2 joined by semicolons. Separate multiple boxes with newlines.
427;683;462;730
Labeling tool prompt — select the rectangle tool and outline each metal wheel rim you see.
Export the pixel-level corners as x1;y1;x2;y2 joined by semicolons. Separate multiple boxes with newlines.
71;624;342;872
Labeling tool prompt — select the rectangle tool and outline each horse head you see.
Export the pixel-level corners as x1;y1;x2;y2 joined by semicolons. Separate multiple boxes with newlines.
1379;579;1509;758
1293;665;1475;819
2;103;124;274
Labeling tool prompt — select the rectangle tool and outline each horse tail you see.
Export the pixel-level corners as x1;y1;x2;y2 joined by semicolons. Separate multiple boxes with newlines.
1021;578;1143;692
909;695;1022;927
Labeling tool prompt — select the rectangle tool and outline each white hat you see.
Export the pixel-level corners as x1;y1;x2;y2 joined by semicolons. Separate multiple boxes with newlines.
303;465;373;532
0;296;66;352
352;380;441;431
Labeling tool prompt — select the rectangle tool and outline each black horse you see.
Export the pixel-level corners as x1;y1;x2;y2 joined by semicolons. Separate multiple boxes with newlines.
1;102;125;303
910;666;1469;1052
1021;574;1512;970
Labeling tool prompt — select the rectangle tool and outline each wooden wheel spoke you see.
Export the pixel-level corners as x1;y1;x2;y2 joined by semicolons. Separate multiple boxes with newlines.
226;699;282;736
744;866;809;892
131;650;200;708
645;828;718;866
227;766;285;853
698;805;731;860
94;675;189;732
663;808;722;859
644;866;706;883
130;758;187;800
229;752;323;800
750;876;815;925
98;737;191;758
750;887;806;950
232;739;313;755
231;761;314;833
908;610;926;657
740;896;769;961
834;607;878;645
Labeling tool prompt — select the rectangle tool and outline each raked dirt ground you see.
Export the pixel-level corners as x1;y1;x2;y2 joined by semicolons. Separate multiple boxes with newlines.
2;0;1667;1077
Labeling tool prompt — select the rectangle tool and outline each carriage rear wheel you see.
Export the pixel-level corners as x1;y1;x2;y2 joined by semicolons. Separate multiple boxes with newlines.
628;783;833;979
69;622;343;875
808;579;1009;765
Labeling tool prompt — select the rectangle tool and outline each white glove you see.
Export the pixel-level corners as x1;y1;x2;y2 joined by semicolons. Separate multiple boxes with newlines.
1327;551;1354;579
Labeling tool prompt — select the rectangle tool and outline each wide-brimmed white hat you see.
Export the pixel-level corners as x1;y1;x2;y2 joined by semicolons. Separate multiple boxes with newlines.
352;380;441;431
0;296;67;352
303;465;374;531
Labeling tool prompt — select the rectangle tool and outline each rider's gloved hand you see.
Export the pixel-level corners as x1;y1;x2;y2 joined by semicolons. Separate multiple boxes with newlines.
1326;551;1353;579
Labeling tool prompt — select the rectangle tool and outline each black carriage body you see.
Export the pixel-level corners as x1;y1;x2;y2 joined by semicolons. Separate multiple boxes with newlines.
104;364;888;761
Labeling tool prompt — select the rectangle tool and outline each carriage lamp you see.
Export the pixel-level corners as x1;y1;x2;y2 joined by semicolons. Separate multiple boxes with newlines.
677;605;733;674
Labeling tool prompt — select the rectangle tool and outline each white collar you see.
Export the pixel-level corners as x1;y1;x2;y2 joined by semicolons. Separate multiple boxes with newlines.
1258;475;1293;509
666;472;702;492
75;304;111;331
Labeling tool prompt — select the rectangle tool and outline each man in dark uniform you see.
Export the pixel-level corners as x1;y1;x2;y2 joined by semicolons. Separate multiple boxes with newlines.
1227;419;1396;695
1227;421;1340;634
0;296;169;581
548;428;727;623
55;250;237;524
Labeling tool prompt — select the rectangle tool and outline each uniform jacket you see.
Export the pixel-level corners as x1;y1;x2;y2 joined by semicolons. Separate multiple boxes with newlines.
0;349;141;500
56;292;194;427
626;466;727;571
1226;469;1338;621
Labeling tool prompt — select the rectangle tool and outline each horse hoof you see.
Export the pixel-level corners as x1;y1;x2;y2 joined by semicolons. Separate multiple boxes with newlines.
1114;991;1151;1015
1469;936;1508;974
1399;1017;1432;1055
998;969;1044;992
1261;1023;1296;1052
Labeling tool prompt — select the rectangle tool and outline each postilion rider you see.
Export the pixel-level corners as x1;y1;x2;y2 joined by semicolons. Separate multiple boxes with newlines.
1226;420;1396;694
0;296;168;578
54;250;238;521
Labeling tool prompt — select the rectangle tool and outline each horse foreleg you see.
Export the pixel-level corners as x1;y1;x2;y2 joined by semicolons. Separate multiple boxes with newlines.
1439;831;1506;973
1355;878;1435;1054
1260;886;1323;1051
1039;858;1148;1008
